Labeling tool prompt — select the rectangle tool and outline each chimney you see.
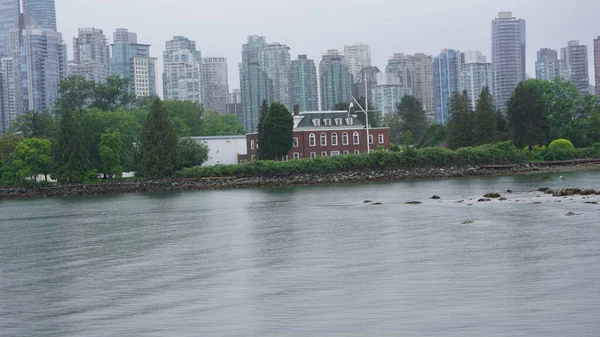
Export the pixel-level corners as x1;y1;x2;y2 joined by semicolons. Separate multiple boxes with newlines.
293;104;299;116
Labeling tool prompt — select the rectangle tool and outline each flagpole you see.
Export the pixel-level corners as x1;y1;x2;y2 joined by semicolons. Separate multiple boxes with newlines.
364;72;370;153
351;96;369;154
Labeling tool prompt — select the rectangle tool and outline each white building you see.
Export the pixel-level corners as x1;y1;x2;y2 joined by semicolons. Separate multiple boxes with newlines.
344;43;372;83
460;51;493;108
561;40;589;95
191;135;247;166
132;56;158;98
263;43;292;110
70;28;110;82
202;56;229;114
163;36;203;102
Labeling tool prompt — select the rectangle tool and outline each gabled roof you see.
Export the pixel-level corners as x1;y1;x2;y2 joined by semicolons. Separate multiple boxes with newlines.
294;110;364;130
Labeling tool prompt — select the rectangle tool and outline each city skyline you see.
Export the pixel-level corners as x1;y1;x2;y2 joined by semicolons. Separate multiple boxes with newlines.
53;0;598;95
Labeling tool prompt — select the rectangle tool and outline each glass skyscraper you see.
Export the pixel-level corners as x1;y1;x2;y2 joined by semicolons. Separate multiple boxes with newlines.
239;35;272;132
162;36;203;103
110;29;157;97
0;0;20;57
291;55;318;112
434;49;464;124
69;28;110;82
22;0;56;30
460;51;493;109
320;49;353;111
203;56;229;114
492;12;526;112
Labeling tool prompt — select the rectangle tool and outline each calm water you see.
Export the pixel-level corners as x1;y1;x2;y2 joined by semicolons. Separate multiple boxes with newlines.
1;172;599;336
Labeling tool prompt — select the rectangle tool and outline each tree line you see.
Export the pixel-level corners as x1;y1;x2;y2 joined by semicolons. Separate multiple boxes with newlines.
383;77;600;150
0;76;247;185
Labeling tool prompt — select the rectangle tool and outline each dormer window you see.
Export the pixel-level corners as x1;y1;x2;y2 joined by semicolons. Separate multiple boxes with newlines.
323;119;332;127
346;118;353;126
312;119;321;127
335;118;342;126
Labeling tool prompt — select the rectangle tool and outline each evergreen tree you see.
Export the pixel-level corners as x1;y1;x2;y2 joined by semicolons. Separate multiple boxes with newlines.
257;100;270;160
261;102;294;160
446;90;473;149
506;80;550;150
54;108;91;183
397;95;428;143
99;130;124;178
472;87;499;145
138;98;178;178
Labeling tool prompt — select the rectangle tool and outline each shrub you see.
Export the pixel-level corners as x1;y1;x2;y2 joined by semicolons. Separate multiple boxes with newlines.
548;139;575;151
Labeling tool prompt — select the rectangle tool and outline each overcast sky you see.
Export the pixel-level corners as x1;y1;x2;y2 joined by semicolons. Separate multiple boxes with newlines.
56;0;599;96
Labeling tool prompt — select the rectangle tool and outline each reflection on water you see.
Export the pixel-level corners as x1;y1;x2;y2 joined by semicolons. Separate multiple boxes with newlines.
1;172;599;336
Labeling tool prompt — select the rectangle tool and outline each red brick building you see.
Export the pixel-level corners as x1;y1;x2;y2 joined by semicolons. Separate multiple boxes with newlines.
243;106;391;161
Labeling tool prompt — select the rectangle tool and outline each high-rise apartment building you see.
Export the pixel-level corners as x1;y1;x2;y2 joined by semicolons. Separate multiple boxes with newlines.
433;49;464;124
203;56;229;114
291;54;318;112
561;40;589;96
228;89;243;124
492;12;526;112
239;35;272;132
0;0;20;57
354;66;380;100
0;56;19;135
371;84;412;115
411;53;435;119
162;36;203;102
459;51;493;108
22;0;56;31
110;29;157;97
69;28;110;82
262;43;292;110
320;49;353;111
595;37;600;97
386;53;414;89
344;43;371;83
535;48;565;81
19;14;67;113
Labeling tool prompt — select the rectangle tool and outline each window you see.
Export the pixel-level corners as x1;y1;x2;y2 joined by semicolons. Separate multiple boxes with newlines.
251;155;256;161
331;133;338;146
250;140;255;150
342;132;349;145
282;155;289;162
321;151;327;157
379;134;384;144
335;118;343;126
312;119;321;127
353;132;360;145
309;133;316;146
369;135;374;145
310;152;317;158
354;150;360;154
343;150;349;155
331;151;340;157
323;119;332;126
293;153;300;160
320;133;327;146
293;137;299;147
346;118;353;126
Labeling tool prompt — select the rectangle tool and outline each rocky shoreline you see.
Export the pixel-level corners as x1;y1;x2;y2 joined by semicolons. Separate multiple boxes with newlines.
1;162;600;200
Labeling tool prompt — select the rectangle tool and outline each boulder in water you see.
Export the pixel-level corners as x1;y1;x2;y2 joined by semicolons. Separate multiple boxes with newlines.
406;201;422;205
537;187;550;192
478;198;491;202
483;193;501;199
431;195;441;200
565;212;580;216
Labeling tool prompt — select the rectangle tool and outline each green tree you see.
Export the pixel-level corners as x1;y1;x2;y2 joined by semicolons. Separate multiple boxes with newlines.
447;90;473;149
506;80;551;150
163;100;204;136
99;130;124;178
0;133;23;164
11;138;53;182
418;124;447;148
91;75;133;111
383;112;403;145
397;95;428;143
257;100;270;159
586;102;600;145
201;110;245;136
138;98;178;178
261;102;294;160
176;138;209;170
8;110;57;139
54;108;91;183
53;76;96;113
472;87;499;145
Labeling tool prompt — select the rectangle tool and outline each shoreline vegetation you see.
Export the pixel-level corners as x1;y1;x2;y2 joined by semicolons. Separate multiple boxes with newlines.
2;159;599;200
